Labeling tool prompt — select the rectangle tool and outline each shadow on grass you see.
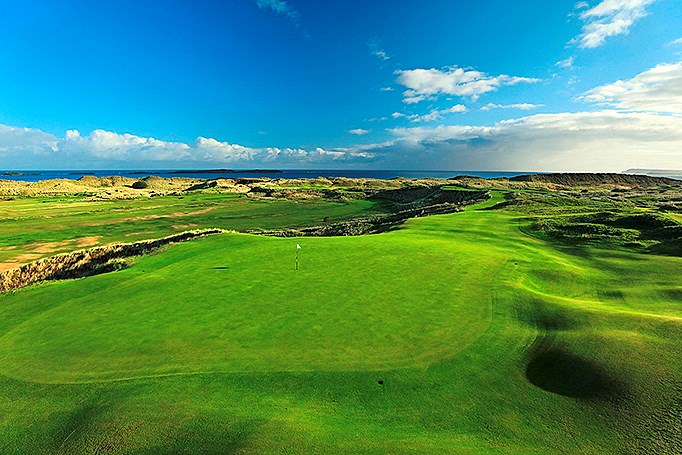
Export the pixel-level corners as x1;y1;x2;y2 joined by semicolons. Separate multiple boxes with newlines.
526;349;629;402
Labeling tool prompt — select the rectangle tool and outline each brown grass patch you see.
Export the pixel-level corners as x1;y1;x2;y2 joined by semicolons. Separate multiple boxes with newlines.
121;207;215;222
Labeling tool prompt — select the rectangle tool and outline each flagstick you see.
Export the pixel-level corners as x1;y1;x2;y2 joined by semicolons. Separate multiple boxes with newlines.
295;248;299;270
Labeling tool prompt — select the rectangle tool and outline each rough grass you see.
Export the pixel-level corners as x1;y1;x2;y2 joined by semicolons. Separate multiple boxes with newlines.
0;192;679;453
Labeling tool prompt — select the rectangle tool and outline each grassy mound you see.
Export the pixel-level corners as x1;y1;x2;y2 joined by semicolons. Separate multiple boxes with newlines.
530;211;682;256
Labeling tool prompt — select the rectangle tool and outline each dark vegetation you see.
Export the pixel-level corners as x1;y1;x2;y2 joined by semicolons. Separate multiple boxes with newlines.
509;172;682;188
250;188;489;237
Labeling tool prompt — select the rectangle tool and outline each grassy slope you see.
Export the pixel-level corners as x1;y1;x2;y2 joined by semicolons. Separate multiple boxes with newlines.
0;193;679;453
0;194;376;265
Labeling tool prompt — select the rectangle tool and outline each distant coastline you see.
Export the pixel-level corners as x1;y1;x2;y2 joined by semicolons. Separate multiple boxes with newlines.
168;169;284;175
625;169;682;178
2;169;681;183
0;169;537;182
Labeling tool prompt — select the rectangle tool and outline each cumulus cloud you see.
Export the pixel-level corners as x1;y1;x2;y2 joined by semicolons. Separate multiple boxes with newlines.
579;61;682;112
572;0;656;48
0;125;58;155
62;129;190;161
255;0;300;20
0;127;373;169
480;103;543;111
395;67;539;103
348;128;370;135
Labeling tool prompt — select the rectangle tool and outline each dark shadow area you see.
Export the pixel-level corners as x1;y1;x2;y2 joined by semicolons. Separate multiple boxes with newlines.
526;349;628;401
477;200;511;211
662;288;682;301
516;298;583;332
212;266;230;270
51;401;107;452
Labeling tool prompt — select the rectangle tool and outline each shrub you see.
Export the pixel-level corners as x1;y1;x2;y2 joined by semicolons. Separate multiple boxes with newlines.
132;180;149;189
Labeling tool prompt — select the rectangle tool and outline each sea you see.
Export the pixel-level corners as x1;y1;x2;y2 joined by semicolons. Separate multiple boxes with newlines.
0;169;536;182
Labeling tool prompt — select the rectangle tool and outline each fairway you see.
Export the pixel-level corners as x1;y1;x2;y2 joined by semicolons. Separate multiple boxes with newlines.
0;195;679;453
0;193;377;270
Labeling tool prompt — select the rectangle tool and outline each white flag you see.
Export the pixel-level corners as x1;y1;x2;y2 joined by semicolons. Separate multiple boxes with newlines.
296;244;302;249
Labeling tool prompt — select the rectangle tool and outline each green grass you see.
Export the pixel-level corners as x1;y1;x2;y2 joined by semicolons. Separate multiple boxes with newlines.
0;192;679;453
0;193;377;265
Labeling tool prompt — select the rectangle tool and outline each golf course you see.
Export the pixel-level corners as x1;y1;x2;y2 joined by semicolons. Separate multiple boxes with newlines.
0;179;679;453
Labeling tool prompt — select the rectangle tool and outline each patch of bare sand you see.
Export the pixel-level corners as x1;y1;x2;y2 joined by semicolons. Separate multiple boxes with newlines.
30;241;73;254
0;253;43;272
75;236;101;248
124;231;156;237
0;263;18;272
171;223;198;230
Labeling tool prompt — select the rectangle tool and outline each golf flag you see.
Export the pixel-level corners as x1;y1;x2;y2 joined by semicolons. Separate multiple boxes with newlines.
296;244;302;249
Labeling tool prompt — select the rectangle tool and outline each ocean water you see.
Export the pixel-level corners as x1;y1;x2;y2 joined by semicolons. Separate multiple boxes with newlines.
0;169;535;182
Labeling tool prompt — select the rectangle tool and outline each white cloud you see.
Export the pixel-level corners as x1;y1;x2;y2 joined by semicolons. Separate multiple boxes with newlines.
391;105;467;122
380;86;394;92
193;137;259;161
667;38;682;46
376;110;682;171
395;67;539;103
372;50;390;61
348;128;370;135
579;61;682;112
556;57;575;69
0;125;58;155
369;39;390;62
0;126;373;169
480;103;543;111
405;105;468;123
255;0;300;20
62;129;190;160
572;0;656;49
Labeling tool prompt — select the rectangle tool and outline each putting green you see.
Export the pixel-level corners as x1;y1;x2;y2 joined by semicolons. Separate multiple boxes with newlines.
0;224;500;383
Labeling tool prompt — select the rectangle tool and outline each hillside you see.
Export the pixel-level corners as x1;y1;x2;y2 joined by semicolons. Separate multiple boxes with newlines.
509;172;682;187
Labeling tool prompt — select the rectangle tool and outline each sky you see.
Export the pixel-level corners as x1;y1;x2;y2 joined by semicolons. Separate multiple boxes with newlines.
1;0;682;171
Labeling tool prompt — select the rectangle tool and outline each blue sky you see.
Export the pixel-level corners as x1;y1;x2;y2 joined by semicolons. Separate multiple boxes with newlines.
1;0;682;170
